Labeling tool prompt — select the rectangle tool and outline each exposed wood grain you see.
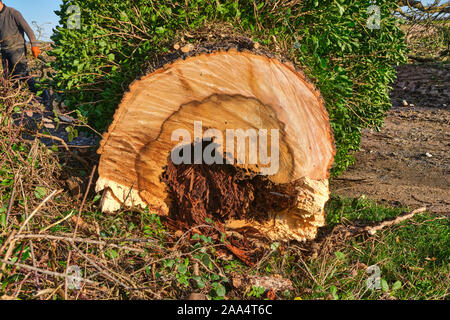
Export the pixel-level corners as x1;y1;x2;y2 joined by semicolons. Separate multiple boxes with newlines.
96;50;335;241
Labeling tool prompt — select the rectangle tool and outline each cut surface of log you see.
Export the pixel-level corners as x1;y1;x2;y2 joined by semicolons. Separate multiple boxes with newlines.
96;49;335;241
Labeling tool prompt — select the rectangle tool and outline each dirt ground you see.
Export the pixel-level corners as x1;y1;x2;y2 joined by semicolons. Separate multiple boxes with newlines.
331;63;449;213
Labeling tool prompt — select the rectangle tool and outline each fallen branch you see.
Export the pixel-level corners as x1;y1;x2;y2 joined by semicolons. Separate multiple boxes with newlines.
0;230;17;257
39;210;75;234
6;173;19;224
364;207;427;235
333;177;369;182
31;132;91;169
74;248;127;288
0;231;18;274
398;0;450;14
299;207;429;259
13;234;145;253
72;165;97;238
19;178;40;293
0;259;98;286
16;189;63;235
65;165;96;298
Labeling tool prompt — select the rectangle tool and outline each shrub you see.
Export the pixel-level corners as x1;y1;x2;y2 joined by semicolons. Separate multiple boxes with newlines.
49;0;407;175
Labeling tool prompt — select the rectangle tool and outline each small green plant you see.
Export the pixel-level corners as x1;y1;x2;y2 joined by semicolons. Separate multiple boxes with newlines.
176;258;190;287
330;285;339;300
210;282;227;299
248;285;266;299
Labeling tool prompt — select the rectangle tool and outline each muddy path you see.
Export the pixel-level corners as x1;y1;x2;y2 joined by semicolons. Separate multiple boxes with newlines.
331;63;449;213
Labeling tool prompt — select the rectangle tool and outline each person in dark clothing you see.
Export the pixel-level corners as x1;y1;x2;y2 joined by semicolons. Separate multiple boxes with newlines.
0;0;40;92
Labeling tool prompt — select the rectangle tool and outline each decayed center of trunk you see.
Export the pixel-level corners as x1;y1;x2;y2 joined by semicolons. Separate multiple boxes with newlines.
161;141;298;226
96;51;335;241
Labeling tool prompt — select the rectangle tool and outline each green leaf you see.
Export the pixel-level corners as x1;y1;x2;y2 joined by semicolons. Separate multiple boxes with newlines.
334;251;345;260
0;212;6;228
335;2;345;16
330;285;339;300
392;281;402;291
107;249;119;259
193;276;206;289
270;242;280;251
215;283;226;297
164;259;175;269
34;187;47;200
381;279;389;292
92;194;102;203
191;233;201;241
177;264;187;275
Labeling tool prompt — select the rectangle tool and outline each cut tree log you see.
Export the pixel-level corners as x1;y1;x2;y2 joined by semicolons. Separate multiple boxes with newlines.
96;48;335;241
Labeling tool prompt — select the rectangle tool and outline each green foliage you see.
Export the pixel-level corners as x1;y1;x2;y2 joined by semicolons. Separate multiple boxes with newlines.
50;0;407;175
157;233;232;300
248;285;266;298
34;186;47;200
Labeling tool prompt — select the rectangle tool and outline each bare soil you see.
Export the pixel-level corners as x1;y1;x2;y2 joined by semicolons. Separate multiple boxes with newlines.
331;63;449;213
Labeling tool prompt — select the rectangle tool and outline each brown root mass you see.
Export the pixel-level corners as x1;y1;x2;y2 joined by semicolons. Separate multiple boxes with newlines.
161;143;298;229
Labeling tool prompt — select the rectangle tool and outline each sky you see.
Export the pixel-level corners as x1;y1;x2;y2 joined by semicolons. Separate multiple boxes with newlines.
4;0;62;41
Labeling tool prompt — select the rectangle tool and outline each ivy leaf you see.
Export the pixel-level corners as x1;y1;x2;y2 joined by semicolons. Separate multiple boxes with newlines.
214;283;226;297
177;264;187;275
335;2;345;16
34;186;47;199
392;281;402;291
92;194;102;203
193;276;206;289
107;249;119;259
0;212;6;228
381;279;389;292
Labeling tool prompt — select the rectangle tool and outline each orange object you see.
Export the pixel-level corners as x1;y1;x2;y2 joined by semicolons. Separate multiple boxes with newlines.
31;46;41;59
266;289;276;301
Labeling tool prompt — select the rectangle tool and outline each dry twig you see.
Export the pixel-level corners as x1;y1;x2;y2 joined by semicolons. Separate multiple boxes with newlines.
364;207;427;235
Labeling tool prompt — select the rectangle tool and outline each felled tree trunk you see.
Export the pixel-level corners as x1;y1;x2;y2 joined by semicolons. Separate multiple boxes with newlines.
96;46;335;241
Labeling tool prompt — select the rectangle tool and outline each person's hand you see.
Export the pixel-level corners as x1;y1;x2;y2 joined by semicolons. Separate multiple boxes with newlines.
31;46;41;59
